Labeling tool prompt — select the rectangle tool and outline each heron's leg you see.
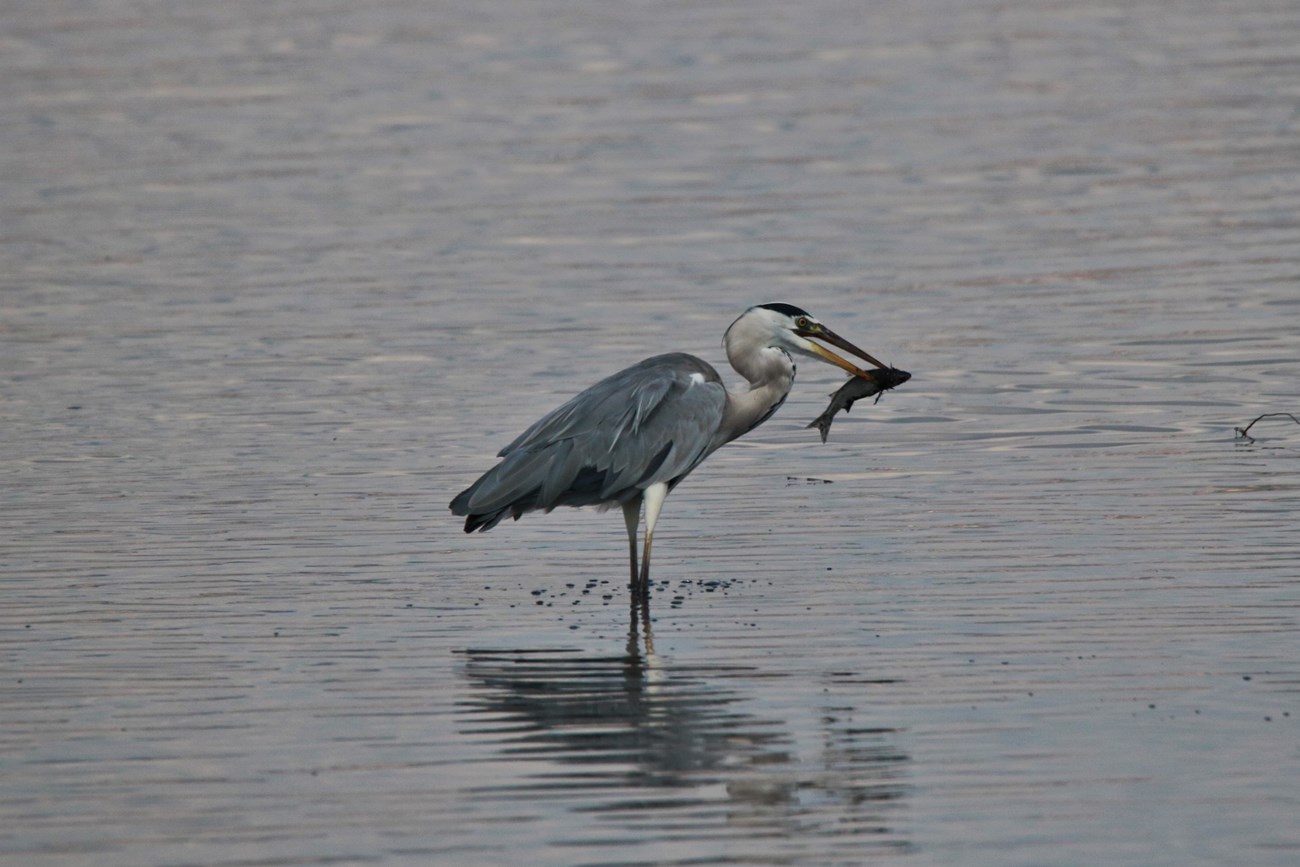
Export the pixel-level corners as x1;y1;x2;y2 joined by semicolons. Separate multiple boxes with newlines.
621;497;641;588
637;482;669;598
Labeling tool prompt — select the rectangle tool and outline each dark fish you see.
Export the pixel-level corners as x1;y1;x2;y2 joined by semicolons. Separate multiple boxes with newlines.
808;367;911;443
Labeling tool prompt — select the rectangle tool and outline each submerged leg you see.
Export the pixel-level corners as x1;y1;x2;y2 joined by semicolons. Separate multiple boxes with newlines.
628;589;655;660
621;497;641;589
637;482;668;599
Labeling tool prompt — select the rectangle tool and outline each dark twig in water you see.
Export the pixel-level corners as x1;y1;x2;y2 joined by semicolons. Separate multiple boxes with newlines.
1234;412;1300;443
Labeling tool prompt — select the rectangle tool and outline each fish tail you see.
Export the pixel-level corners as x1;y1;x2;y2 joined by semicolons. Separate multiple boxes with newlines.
806;415;831;444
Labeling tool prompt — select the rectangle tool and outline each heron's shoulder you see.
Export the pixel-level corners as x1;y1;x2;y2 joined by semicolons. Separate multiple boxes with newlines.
627;352;722;383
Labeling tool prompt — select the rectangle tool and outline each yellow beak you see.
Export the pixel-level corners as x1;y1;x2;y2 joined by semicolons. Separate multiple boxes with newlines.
797;325;888;380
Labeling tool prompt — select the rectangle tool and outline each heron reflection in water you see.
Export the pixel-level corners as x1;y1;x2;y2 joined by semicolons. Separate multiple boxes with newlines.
451;303;893;599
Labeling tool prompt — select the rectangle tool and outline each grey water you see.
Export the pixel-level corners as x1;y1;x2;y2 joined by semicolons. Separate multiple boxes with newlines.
3;1;1298;865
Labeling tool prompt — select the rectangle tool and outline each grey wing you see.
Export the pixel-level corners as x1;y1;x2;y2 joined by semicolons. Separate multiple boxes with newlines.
450;353;726;531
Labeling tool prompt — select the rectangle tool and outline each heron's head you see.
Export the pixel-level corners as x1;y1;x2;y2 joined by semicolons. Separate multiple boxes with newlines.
725;303;886;381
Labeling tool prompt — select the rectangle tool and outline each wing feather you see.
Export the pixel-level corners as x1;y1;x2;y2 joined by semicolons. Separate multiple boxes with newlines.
451;353;727;530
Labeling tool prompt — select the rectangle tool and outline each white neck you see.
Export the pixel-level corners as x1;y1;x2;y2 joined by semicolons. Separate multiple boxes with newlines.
715;344;796;448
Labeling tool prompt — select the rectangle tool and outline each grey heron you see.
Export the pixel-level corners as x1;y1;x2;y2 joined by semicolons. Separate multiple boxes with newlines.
450;303;890;597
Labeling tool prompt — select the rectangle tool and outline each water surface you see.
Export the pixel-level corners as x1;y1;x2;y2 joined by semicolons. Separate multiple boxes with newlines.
3;1;1298;865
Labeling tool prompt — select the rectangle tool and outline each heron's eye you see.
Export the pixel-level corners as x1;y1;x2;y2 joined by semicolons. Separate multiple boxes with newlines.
795;316;811;330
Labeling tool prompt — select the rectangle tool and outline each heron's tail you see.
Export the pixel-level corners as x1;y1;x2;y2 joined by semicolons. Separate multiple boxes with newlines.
449;483;533;533
451;435;637;532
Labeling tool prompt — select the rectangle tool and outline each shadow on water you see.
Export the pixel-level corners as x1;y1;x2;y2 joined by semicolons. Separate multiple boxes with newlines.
456;602;914;860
